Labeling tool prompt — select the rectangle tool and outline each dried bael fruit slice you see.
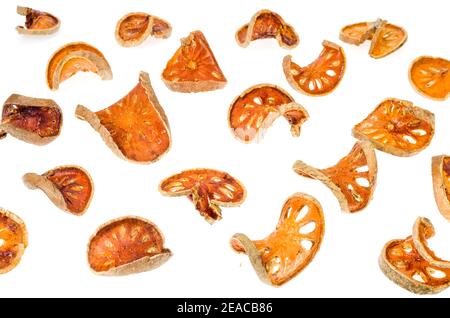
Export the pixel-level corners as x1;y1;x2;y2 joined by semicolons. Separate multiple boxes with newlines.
115;12;172;47
0;94;62;145
236;9;299;49
162;31;227;93
228;84;309;143
230;193;324;286
16;6;60;35
339;20;378;45
23;166;94;216
409;56;450;101
76;71;171;164
432;155;450;222
293;142;377;213
0;209;28;274
46;42;112;90
159;169;246;224
352;98;435;157
88;216;171;276
283;41;346;96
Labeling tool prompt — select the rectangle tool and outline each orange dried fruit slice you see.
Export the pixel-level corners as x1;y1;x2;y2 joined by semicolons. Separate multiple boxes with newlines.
115;12;172;47
23;166;94;216
230;193;324;286
159;169;246;224
409;56;450;101
228;84;309;143
283;41;346;96
236;9;299;49
76;71;171;164
0;209;28;274
88;216;171;276
293;141;377;213
339;20;378;45
0;94;62;145
46;42;112;90
352;98;435;157
16;6;60;35
432;155;450;222
162;31;227;93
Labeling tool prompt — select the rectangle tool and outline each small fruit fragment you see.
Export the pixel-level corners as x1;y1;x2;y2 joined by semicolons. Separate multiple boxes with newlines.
236;9;299;49
16;6;60;35
283;41;346;96
352;98;435;157
0;209;28;274
231;193;324;286
409;56;450;101
339;21;378;45
76;71;171;164
162;31;227;93
293;141;377;213
432;155;450;222
159;169;246;224
88;216;171;276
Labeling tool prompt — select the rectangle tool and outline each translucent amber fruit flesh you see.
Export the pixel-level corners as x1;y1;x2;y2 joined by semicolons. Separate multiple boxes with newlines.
118;14;150;42
340;22;375;44
59;57;99;82
369;23;407;58
410;57;450;100
25;10;58;30
152;18;171;37
0;212;27;273
443;157;450;200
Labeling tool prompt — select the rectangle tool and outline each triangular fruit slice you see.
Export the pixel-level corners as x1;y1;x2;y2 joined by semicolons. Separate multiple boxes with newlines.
162;31;227;93
159;169;246;224
293;141;377;213
283;41;346;96
432;155;450;222
409;56;450;101
0;209;28;274
352;98;435;157
230;193;324;286
88;216;172;276
339;20;378;45
76;71;171;164
16;6;60;35
369;21;407;58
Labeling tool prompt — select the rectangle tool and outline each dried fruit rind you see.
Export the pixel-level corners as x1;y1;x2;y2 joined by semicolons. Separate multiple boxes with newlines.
0;209;28;274
16;6;60;35
76;71;171;164
432;155;450;222
88;216;171;276
409;56;450;101
293;141;377;213
231;193;324;286
339;21;378;45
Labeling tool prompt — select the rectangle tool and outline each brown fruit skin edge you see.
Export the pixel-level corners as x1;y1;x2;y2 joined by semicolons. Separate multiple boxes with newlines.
368;21;408;59
0;208;28;274
16;6;60;36
432;156;450;223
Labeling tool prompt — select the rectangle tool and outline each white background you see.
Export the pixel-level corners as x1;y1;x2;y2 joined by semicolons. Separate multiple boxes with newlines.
0;0;449;298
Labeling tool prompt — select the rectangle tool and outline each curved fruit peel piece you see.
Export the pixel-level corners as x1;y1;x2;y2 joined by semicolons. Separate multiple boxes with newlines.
432;155;450;222
339;20;379;45
409;56;450;101
16;6;60;35
76;71;171;164
0;209;28;274
369;21;407;59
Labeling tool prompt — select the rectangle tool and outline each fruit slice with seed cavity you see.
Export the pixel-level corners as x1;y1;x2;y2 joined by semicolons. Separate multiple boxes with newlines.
339;20;378;45
369;21;407;58
16;6;60;35
432;155;450;222
409;56;450;101
0;209;28;274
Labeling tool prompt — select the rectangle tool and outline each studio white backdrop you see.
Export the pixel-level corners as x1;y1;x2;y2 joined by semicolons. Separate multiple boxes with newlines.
0;0;449;298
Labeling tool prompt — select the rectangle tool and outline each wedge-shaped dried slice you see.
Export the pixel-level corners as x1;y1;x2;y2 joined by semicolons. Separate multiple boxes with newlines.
159;169;246;224
283;41;346;96
162;31;227;93
115;12;172;47
339;20;378;45
76;72;171;164
352;98;435;157
236;9;299;49
23;166;93;216
432;156;450;222
88;216;171;276
409;56;450;101
228;84;309;143
0;209;28;274
230;193;324;286
46;42;112;90
16;6;60;35
0;94;62;145
293;142;377;213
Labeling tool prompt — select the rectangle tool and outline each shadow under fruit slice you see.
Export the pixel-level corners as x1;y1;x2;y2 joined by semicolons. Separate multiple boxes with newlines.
236;9;299;49
159;169;246;224
432;155;450;222
23;166;94;216
283;41;346;96
230;193;324;286
352;98;435;157
162;31;227;93
76;71;171;164
46;42;112;90
409;56;450;101
228;84;309;143
88;216;171;276
0;94;62;145
16;6;60;35
0;209;28;274
293;141;377;213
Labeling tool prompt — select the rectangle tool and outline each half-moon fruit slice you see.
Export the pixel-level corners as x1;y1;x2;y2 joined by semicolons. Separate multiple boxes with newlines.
0;94;62;145
409;56;450;101
369;21;407;59
352;98;435;157
0;209;28;274
162;31;227;93
159;169;246;224
432;155;450;222
228;84;309;143
23;166;94;216
76;71;171;164
283;41;346;96
230;193;324;286
88;216;172;276
293;141;377;213
46;42;112;90
339;20;379;45
16;6;60;35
